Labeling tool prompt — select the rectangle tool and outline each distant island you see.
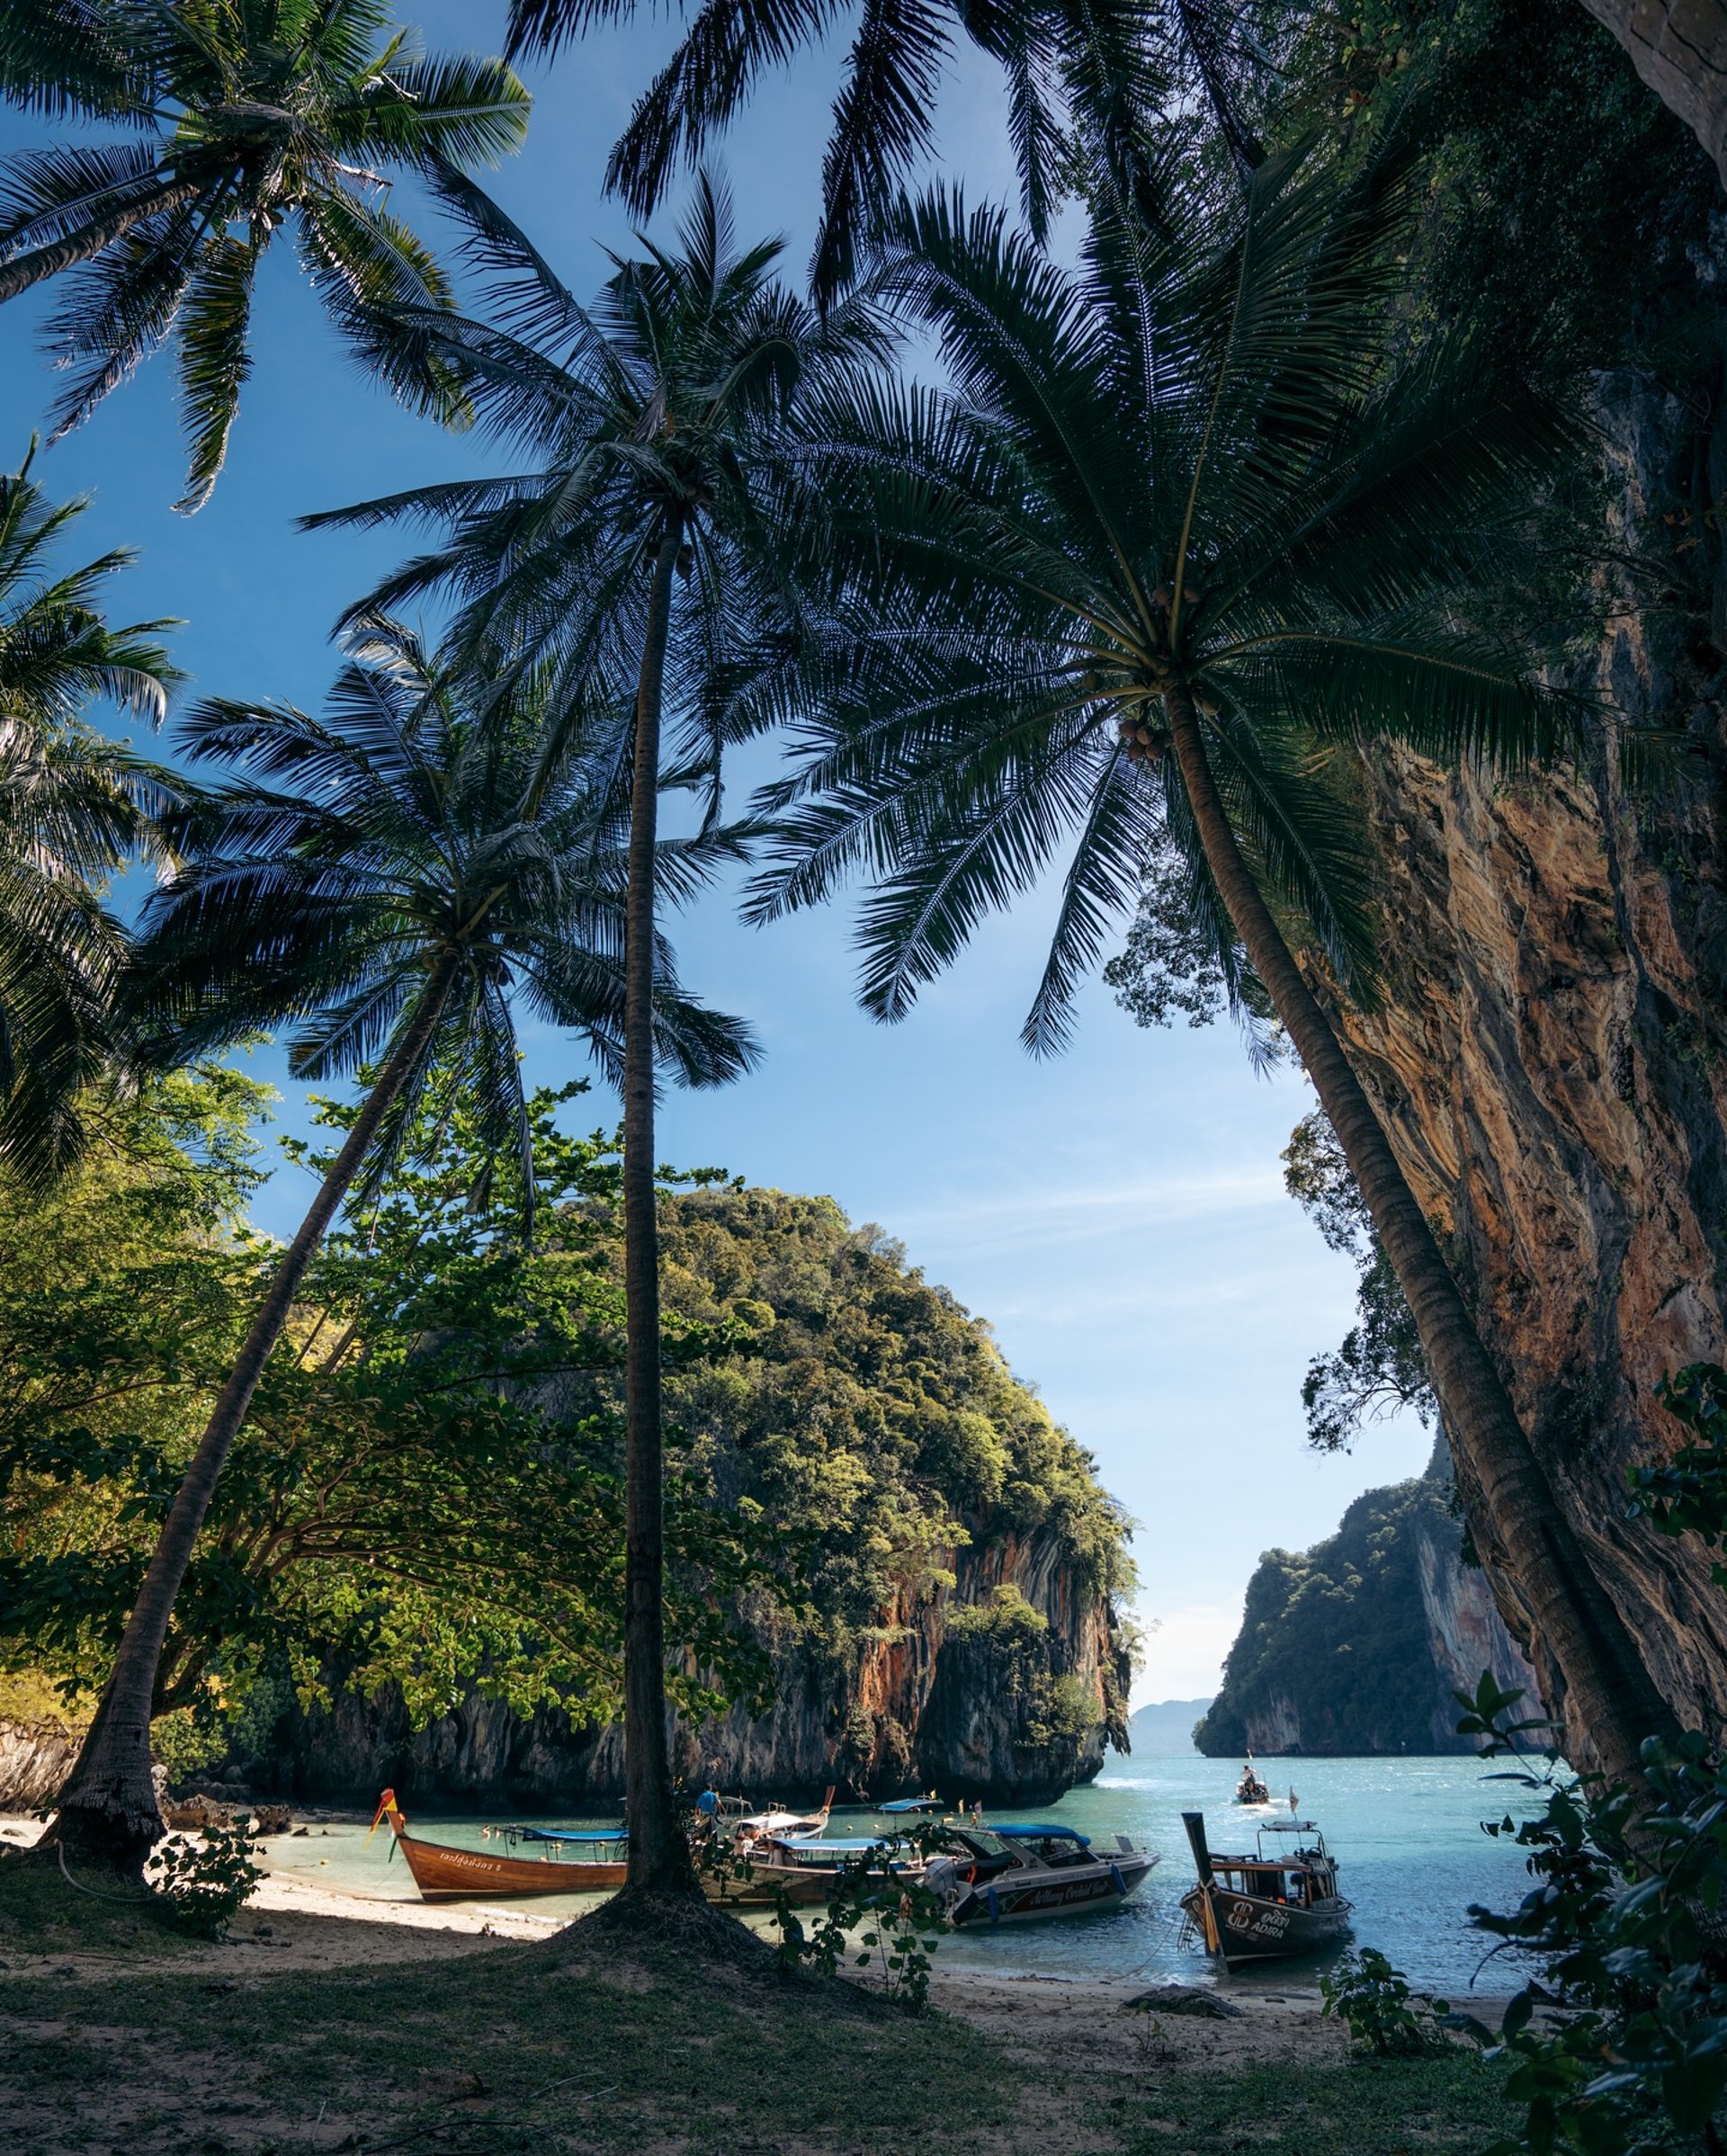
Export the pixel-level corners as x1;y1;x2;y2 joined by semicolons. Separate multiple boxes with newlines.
1126;1697;1212;1756
1195;1444;1537;1757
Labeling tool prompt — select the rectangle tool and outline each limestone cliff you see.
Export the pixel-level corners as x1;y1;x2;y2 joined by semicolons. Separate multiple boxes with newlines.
252;1509;1129;1810
1196;1446;1539;1757
0;1714;79;1811
1333;348;1727;1755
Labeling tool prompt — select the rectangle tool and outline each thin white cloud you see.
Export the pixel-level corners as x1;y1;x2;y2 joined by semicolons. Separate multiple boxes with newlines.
890;1166;1285;1259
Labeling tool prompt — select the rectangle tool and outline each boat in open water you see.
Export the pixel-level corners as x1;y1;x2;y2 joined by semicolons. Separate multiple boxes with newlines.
1234;1758;1272;1805
371;1789;628;1900
926;1822;1159;1927
1178;1809;1352;1967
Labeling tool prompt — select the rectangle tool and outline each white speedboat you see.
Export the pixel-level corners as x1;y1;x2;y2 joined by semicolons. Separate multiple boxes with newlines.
926;1822;1159;1926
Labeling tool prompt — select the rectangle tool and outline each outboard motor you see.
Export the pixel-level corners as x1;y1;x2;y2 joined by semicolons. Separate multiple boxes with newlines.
1181;1810;1213;1883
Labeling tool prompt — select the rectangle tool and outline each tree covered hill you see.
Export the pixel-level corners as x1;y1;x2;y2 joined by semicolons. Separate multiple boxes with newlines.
0;1076;1133;1808
1195;1451;1536;1759
267;1182;1137;1808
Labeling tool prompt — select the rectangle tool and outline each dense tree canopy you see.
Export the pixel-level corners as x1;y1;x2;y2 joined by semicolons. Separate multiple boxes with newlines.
0;1074;777;1770
1;1074;1131;1772
653;1186;1134;1672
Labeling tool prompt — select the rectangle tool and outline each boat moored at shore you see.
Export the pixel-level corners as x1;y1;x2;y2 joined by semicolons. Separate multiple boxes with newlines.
1178;1810;1352;1967
926;1823;1159;1926
370;1790;629;1900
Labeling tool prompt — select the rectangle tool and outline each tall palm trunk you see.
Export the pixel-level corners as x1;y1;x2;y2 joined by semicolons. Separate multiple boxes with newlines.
48;963;457;1873
0;173;205;306
1164;680;1678;1790
621;520;697;1897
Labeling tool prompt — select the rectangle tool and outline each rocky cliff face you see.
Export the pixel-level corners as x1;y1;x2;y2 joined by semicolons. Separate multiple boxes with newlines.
1336;353;1727;1757
252;1509;1130;1812
0;1716;80;1811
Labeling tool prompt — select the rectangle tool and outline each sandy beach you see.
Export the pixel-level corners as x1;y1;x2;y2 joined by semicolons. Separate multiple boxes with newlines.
0;1811;1514;2071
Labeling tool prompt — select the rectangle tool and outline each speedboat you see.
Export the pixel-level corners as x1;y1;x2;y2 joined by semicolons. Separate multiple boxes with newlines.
370;1789;628;1900
1178;1810;1352;1967
925;1822;1159;1926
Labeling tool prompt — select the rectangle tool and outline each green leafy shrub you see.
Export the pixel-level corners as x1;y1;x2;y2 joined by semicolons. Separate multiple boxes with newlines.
1451;1670;1727;2154
1321;1948;1453;2057
773;1835;946;2012
148;1824;260;1938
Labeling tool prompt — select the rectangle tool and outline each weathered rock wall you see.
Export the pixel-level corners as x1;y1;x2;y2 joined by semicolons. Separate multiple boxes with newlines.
0;1716;80;1812
252;1511;1130;1812
1409;1464;1544;1749
1336;356;1727;1756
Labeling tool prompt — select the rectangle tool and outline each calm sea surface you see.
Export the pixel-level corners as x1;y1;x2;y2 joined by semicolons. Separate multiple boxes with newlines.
258;1753;1548;1997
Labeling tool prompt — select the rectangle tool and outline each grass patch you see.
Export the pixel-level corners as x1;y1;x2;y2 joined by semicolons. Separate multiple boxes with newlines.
0;1914;1018;2154
0;1843;194;1962
0;1867;1516;2155
1106;2053;1514;2154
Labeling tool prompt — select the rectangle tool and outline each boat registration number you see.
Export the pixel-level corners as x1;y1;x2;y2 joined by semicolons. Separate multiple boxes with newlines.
1227;1899;1290;1939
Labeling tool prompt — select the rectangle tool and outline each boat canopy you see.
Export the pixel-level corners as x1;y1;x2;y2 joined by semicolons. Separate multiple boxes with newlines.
775;1835;890;1854
514;1827;629;1845
879;1797;944;1813
995;1824;1091;1846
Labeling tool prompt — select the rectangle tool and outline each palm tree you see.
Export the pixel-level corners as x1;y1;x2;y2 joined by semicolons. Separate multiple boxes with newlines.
0;1;531;509
506;0;1267;302
0;442;179;1189
306;173;856;1896
747;139;1680;1789
49;621;758;1871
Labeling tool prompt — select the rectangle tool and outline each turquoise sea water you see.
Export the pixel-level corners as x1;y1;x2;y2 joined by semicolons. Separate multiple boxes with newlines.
258;1753;1546;1997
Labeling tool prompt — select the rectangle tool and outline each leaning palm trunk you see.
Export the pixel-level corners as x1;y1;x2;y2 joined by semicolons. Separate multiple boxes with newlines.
1165;682;1678;1790
48;965;457;1873
620;523;699;1898
0;174;203;306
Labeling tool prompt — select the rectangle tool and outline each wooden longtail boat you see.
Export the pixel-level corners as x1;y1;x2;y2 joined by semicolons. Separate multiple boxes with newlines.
370;1790;629;1901
1178;1810;1353;1967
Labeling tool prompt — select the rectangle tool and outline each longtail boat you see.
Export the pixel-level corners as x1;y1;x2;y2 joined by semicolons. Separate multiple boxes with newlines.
729;1786;836;1845
370;1789;628;1901
1178;1810;1352;1967
1235;1756;1272;1805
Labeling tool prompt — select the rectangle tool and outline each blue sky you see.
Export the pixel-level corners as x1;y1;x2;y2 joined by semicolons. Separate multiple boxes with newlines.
0;3;1435;1704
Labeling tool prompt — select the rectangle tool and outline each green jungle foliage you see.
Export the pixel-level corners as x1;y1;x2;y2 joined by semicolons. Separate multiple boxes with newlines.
653;1189;1132;1674
0;1070;1129;1767
1195;1473;1459;1757
1268;0;1715;364
0;1069;775;1762
1283;1111;1434;1453
1454;1671;1727;2156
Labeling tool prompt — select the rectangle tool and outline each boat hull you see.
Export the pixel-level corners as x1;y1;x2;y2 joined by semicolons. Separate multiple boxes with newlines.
396;1832;626;1901
702;1865;844;1908
951;1854;1156;1927
1181;1882;1351;1965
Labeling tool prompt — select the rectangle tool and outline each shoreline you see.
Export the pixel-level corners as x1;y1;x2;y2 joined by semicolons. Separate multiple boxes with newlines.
2;1811;1524;2045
